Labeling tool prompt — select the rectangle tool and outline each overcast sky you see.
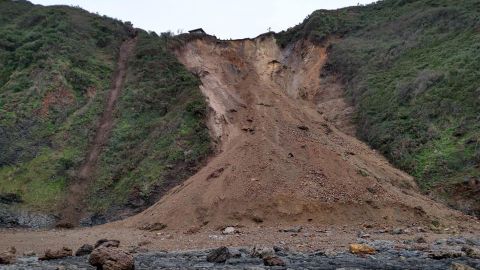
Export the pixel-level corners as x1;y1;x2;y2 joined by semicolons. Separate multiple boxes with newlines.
30;0;378;39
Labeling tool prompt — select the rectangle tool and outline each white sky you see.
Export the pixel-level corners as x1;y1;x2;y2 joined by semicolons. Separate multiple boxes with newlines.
30;0;378;39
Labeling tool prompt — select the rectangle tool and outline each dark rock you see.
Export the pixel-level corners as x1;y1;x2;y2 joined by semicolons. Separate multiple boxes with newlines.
0;207;56;229
127;186;146;208
273;246;285;253
415;236;427;243
434;239;447;245
229;249;242;258
140;222;167;231
358;231;371;238
413;206;427;217
263;256;286;266
95;239;120;248
462;246;480;258
39;247;72;260
241;127;255;134
251;216;263;223
89;246;134;270
75;244;94;256
7;246;480;269
0;193;22;204
448;238;467;245
206;247;230;263
80;213;108;227
129;246;149;254
55;221;74;229
250;246;275;258
0;247;16;265
297;125;309;131
391;227;411;234
207;167;225;180
428;250;464;259
137;240;152;247
466;238;480;246
450;262;476;270
280;226;302;233
184;226;201;235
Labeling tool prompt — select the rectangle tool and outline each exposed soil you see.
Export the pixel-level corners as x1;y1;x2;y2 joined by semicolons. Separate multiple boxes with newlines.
1;225;479;255
1;34;478;254
119;34;474;231
58;37;137;226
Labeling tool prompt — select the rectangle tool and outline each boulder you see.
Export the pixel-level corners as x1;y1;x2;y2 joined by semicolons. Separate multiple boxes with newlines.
450;262;475;270
263;256;286;266
415;236;427;244
184;226;201;235
349;244;376;255
280;226;303;233
75;244;94;256
391;228;411;235
222;227;236;235
250;246;275;258
0;193;22;204
140;222;167;231
39;247;72;260
0;247;16;265
428;250;464;259
95;239;120;248
137;240;151;247
206;246;230;263
297;125;309;131
55;221;74;229
89;246;134;270
462;246;480;258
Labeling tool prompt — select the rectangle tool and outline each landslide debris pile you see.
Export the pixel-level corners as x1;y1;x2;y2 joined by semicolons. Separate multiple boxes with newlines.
276;0;480;216
124;35;466;230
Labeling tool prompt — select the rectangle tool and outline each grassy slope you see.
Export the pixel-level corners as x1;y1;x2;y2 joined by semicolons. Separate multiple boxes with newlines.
0;0;129;210
277;0;480;214
0;1;210;215
88;31;211;213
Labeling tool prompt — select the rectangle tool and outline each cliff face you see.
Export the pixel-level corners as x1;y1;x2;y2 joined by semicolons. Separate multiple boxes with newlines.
1;0;478;230
277;0;480;216
122;35;466;231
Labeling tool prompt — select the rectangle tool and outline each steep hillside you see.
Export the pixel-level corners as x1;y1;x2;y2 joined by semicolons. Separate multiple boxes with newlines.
277;0;480;215
0;0;210;227
122;34;468;231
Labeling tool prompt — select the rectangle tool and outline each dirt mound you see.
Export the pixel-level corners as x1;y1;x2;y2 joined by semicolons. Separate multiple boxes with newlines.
121;35;469;230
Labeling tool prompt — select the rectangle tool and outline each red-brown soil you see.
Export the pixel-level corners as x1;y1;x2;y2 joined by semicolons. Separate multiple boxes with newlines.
118;35;474;231
1;35;478;253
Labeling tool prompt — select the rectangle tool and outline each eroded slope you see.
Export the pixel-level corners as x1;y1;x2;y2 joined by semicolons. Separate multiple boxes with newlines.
123;35;468;230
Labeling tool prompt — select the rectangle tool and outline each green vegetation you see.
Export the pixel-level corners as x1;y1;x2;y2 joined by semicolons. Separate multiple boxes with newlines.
277;0;480;213
88;31;211;212
0;0;130;210
0;1;210;215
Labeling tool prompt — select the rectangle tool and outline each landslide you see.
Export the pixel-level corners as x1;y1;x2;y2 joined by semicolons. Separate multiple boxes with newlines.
123;34;469;230
276;0;480;216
